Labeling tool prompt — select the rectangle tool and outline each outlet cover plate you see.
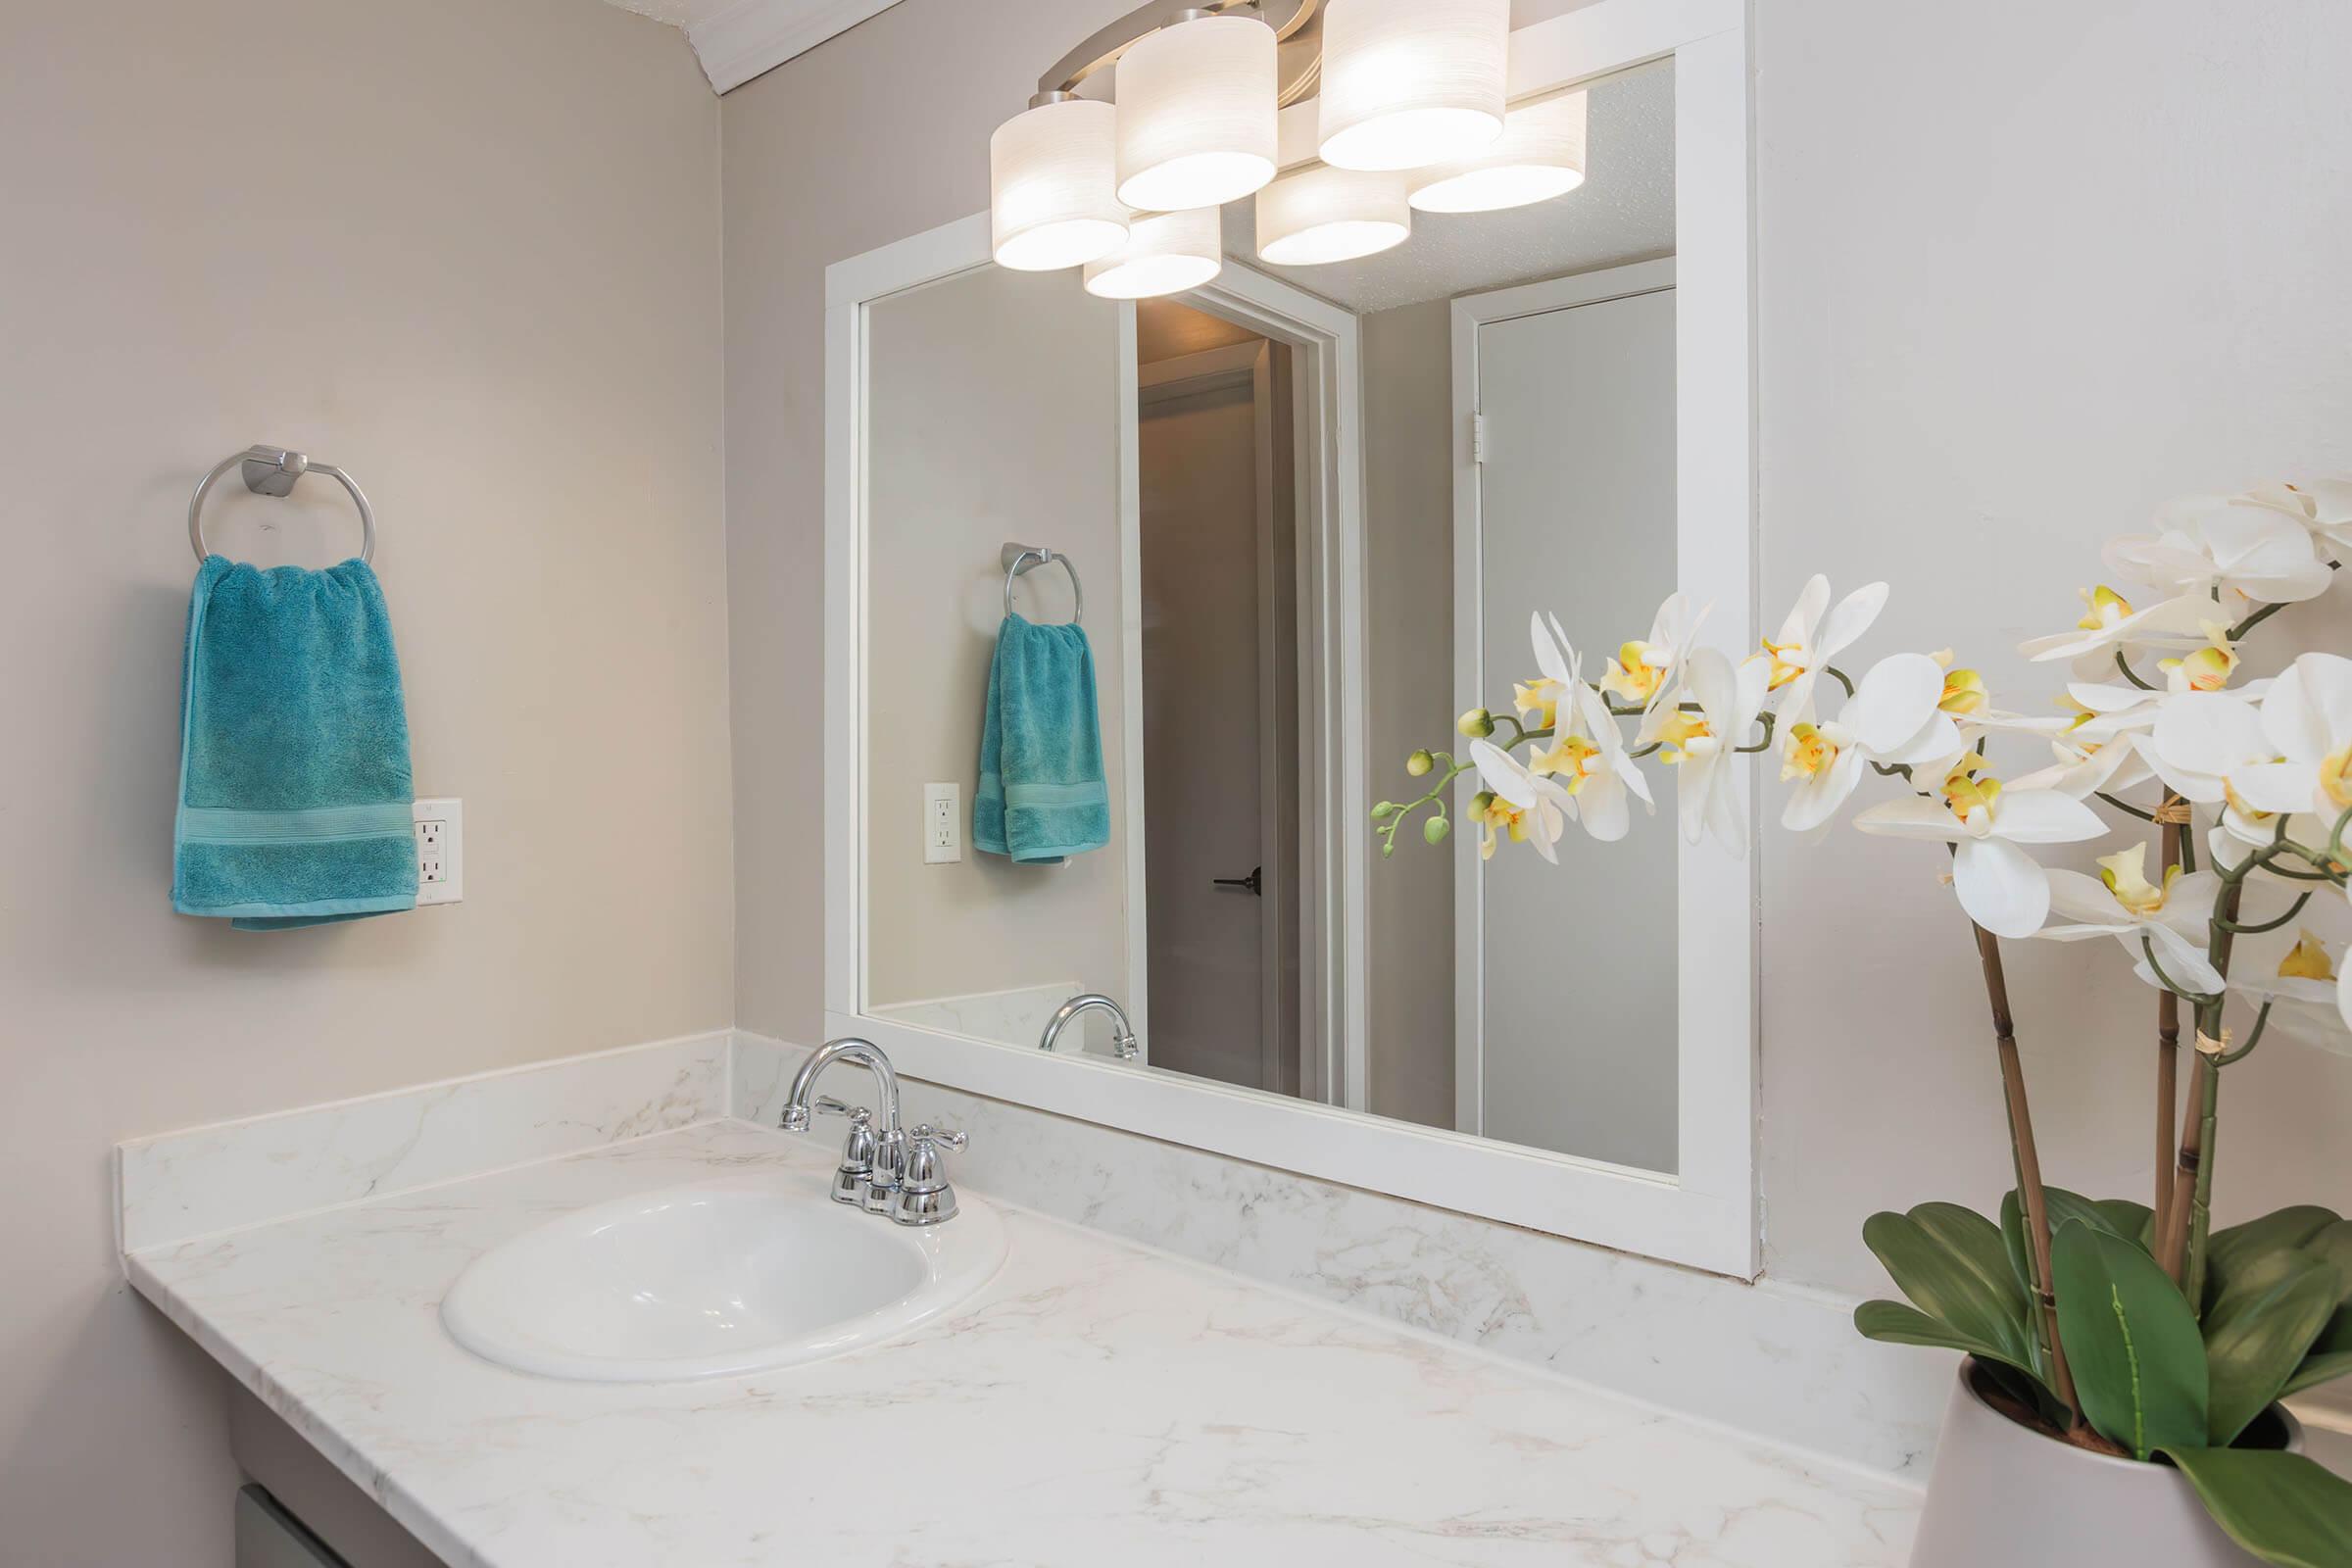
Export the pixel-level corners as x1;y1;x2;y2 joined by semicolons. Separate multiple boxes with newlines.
923;782;961;864
413;797;464;906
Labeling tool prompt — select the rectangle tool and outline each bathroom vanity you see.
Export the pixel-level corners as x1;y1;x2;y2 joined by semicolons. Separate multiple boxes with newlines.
122;1050;1919;1567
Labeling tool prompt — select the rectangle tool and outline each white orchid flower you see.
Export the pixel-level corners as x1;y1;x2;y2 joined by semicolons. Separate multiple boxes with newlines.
1517;612;1655;842
2147;690;2289;847
1761;575;1886;718
1604;592;1713;735
1653;649;1769;852
2036;843;2224;994
1853;764;2108;938
2103;494;2333;607
2228;653;2352;826
1468;737;1574;863
2008;732;2155;801
2246;478;2352;560
2019;584;2210;676
2218;930;2352;1055
1778;653;1962;836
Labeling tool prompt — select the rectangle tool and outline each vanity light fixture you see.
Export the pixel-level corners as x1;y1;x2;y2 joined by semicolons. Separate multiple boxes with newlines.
990;93;1128;270
1084;207;1225;299
988;0;1587;283
1406;90;1589;215
1112;10;1280;211
1316;0;1509;172
1255;164;1409;265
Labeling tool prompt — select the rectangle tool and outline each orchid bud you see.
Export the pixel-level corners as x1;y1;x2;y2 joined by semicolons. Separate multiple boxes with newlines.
1405;749;1434;777
1457;708;1494;739
1370;801;1399;820
1422;815;1450;845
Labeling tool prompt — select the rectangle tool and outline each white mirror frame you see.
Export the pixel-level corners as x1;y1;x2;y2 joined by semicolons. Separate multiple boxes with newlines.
825;0;1758;1277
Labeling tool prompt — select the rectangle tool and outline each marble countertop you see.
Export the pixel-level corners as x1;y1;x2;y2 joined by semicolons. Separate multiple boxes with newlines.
127;1119;1920;1567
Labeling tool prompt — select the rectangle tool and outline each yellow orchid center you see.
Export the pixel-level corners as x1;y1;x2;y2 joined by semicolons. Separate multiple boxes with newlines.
1939;753;2001;823
1938;667;1989;715
2321;745;2352;811
1781;722;1837;783
2159;622;2238;694
2055;694;2097;734
2278;930;2337;983
1598;641;1664;705
1531;732;1602;792
1475;794;1528;860
2095;845;2179;916
1654;710;1713;764
2075;585;2133;632
1760;636;1808;691
1513;677;1562;729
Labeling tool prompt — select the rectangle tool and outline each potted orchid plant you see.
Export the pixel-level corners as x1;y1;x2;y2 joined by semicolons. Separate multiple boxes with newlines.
1373;479;2352;1566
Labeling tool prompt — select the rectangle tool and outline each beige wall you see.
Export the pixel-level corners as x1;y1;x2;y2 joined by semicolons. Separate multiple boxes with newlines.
0;3;729;1562
728;0;2352;1308
862;266;1131;1011
1752;0;2352;1295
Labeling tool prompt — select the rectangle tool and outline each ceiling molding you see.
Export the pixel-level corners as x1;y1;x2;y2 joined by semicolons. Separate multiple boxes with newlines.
689;0;906;93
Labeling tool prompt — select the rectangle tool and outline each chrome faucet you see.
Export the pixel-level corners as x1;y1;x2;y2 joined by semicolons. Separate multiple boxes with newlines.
779;1037;968;1225
780;1037;906;1215
1039;994;1140;1060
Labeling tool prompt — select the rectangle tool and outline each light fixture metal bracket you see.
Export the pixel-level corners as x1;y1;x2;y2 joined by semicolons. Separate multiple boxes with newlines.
1036;0;1322;104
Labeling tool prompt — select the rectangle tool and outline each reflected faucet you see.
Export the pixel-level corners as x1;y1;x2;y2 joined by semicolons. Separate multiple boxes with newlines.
1039;994;1140;1060
781;1037;906;1213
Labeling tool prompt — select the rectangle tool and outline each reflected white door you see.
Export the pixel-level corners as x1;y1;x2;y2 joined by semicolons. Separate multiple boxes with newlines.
1136;343;1296;1093
1460;274;1679;1170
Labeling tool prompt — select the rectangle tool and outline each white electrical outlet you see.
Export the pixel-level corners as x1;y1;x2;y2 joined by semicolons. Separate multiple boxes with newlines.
923;782;961;863
413;797;464;905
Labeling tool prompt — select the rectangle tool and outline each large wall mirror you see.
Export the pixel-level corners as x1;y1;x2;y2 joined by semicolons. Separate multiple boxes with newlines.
826;0;1756;1275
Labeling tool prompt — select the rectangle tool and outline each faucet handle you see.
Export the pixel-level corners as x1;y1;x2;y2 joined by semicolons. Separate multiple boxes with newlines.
813;1096;870;1125
907;1123;966;1152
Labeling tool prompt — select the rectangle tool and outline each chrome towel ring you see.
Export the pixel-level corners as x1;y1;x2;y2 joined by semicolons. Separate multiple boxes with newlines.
1001;541;1083;624
189;445;376;564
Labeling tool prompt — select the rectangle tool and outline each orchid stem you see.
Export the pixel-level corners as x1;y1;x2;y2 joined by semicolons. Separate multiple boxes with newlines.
2153;802;2183;1240
1967;907;2081;1422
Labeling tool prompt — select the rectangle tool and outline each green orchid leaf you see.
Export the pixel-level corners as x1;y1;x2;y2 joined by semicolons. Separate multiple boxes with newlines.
1853;1299;2010;1361
2093;1199;2157;1250
2206;1206;2345;1311
2300;1220;2352;1303
2281;1309;2352;1398
1999;1189;2033;1298
2051;1219;2208;1460
1865;1205;2035;1371
2158;1446;2352;1568
2202;1252;2340;1446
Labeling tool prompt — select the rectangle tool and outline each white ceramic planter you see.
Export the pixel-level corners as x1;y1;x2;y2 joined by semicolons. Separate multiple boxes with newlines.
1909;1360;2300;1568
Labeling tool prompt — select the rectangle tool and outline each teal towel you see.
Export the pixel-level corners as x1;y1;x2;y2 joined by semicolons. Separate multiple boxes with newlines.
172;555;418;930
973;614;1110;863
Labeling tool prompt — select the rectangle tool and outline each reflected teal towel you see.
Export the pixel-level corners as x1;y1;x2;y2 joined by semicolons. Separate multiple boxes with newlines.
973;614;1109;863
172;556;418;930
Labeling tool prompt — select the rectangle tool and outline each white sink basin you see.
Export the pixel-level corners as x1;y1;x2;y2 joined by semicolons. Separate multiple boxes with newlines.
440;1174;1006;1382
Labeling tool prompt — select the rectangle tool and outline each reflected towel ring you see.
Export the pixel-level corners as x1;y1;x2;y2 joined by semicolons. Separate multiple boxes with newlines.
189;445;376;564
1001;541;1083;624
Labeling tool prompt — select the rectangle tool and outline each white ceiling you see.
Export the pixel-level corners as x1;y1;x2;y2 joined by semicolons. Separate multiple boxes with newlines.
1223;62;1675;316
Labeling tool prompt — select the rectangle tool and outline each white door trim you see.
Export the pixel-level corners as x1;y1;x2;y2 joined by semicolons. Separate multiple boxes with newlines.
824;0;1757;1277
1450;258;1679;1139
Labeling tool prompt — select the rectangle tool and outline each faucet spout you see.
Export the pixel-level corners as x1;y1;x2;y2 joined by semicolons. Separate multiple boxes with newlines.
1039;994;1140;1060
781;1037;902;1137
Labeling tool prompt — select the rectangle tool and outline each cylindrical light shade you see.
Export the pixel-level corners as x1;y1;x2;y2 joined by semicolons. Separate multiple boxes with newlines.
991;97;1127;270
1114;14;1278;211
1408;91;1589;213
1317;0;1509;172
1254;165;1410;266
1084;208;1223;299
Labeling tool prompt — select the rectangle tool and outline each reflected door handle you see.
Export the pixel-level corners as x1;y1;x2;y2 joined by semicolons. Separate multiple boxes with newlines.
1213;865;1262;897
